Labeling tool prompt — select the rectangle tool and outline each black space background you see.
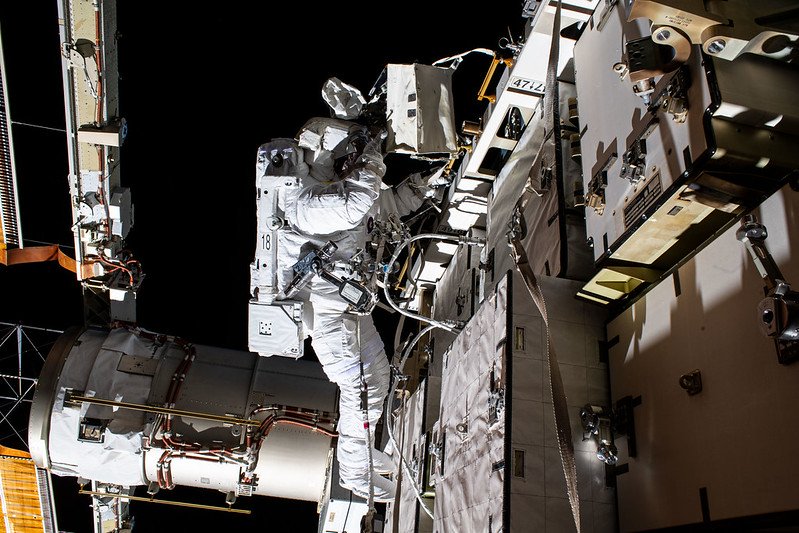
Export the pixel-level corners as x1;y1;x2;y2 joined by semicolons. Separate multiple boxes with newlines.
0;2;523;531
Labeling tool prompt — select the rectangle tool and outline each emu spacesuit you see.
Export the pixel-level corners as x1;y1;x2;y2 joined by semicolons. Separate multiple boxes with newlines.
255;114;436;501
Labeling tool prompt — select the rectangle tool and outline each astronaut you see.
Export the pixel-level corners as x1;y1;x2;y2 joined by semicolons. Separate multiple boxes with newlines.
254;82;442;501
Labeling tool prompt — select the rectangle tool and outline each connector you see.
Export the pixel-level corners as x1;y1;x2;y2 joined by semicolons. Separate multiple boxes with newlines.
459;235;486;246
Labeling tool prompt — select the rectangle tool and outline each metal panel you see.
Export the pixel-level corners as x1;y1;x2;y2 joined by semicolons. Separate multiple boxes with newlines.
574;2;712;263
432;240;480;324
116;354;158;376
385;378;431;533
574;2;799;306
607;185;799;531
428;270;616;532
247;300;304;358
508;273;615;532
251;355;338;415
462;0;601;180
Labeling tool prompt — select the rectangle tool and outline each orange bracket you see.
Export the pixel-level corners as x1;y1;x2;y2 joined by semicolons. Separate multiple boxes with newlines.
477;56;515;103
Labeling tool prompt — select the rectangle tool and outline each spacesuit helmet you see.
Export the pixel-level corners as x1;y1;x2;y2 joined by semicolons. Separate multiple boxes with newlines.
297;117;368;179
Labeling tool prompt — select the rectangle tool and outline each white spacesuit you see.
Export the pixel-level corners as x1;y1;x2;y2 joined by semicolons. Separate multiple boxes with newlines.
258;115;437;502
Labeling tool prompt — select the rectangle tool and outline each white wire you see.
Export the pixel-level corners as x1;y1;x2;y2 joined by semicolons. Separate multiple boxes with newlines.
380;233;484;518
384;324;438;520
432;47;495;67
382;233;482;333
358;320;375;511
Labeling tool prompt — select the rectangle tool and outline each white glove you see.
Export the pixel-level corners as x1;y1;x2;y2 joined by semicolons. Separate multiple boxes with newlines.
424;165;450;189
410;165;450;199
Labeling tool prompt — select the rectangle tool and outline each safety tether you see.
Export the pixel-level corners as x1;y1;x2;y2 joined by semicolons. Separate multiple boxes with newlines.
507;0;581;530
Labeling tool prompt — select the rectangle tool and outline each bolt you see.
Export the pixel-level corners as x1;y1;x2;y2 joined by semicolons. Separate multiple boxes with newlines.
707;39;726;54
655;28;671;42
762;309;775;325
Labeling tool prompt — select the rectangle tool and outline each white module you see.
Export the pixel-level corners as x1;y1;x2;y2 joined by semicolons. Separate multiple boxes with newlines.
248;300;304;358
385;63;458;155
29;327;338;504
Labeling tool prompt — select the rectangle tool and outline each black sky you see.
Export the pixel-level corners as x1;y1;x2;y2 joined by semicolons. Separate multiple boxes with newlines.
0;1;524;531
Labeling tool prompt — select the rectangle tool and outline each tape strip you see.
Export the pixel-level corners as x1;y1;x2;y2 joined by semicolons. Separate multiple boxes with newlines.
0;244;95;278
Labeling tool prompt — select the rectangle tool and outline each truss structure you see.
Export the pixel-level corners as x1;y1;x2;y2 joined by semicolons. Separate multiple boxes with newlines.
0;322;63;450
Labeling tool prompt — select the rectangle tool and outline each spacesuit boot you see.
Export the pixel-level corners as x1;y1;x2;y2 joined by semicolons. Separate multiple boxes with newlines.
343;471;397;503
372;448;398;475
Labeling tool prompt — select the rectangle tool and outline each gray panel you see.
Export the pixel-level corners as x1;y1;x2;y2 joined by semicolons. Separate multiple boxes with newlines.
607;186;799;530
176;360;252;416
509;274;615;532
573;2;711;261
116;354;159;376
434;275;508;532
432;241;480;324
251;369;337;415
392;378;429;533
173;347;256;418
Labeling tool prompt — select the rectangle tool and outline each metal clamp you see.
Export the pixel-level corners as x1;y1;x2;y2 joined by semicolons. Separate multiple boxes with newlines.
737;215;799;364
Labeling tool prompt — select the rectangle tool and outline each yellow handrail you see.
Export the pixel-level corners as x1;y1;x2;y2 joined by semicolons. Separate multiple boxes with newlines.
477;56;514;103
79;489;252;515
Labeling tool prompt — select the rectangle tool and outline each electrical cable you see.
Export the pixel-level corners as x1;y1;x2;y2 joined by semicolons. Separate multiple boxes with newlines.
432;47;495;68
383;324;439;520
21;239;74;249
392;314;406;362
343;489;353;529
382;233;484;333
96;254;134;285
10;121;67;134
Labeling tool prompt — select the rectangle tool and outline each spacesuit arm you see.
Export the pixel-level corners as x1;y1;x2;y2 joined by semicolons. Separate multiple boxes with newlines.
294;142;386;234
392;172;427;216
392;165;449;216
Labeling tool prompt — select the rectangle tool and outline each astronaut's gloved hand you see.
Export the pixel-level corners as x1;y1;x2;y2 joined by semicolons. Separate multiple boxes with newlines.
413;165;450;197
362;129;387;160
423;165;451;191
352;130;387;178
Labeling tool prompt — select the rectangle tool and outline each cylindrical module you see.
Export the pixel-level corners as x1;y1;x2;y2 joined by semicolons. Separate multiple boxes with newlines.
28;326;338;503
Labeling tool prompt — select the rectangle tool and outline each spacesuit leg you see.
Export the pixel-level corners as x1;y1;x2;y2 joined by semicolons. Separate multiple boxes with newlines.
332;342;394;500
308;285;394;500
